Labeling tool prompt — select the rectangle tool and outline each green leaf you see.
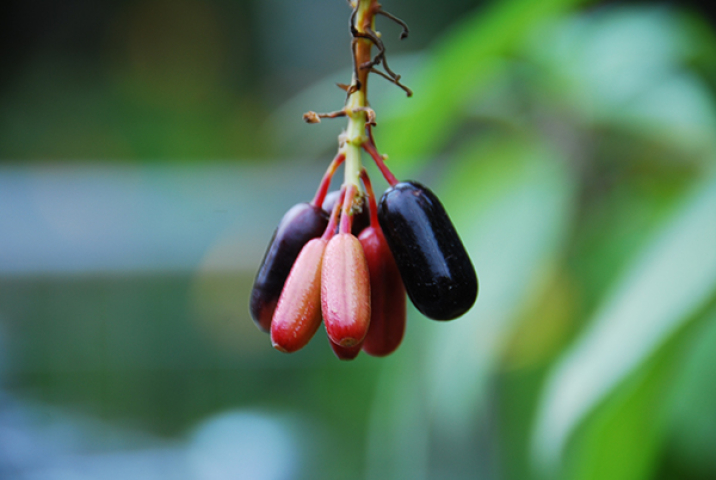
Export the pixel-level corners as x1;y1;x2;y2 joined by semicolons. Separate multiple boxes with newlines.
425;134;576;437
365;134;577;478
667;307;716;473
378;0;590;170
560;306;715;480
524;7;716;157
531;170;716;473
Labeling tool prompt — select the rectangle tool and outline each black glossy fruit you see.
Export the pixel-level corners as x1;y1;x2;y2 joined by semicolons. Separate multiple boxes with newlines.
250;203;329;332
378;181;477;320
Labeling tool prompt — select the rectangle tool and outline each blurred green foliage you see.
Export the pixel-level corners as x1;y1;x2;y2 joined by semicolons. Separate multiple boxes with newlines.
2;0;716;479
279;1;716;479
374;3;716;480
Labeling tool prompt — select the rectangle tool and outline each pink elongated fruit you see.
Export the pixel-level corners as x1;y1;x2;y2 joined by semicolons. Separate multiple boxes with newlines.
359;225;406;357
271;238;326;353
321;233;371;347
250;203;328;332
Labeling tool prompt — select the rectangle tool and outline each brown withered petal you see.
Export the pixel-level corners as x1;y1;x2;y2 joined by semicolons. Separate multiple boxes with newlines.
271;238;326;353
321;233;371;347
359;226;406;357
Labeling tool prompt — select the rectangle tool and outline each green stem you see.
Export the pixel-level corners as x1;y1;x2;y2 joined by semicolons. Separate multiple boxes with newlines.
341;0;377;193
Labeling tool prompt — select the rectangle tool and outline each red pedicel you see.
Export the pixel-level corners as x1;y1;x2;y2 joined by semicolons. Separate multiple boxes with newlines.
359;225;406;357
321;233;371;347
322;190;370;235
270;238;326;353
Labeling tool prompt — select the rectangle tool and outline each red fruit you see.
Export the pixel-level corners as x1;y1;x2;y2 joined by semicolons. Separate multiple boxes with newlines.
271;238;326;353
321;233;371;347
329;339;363;360
359;226;406;356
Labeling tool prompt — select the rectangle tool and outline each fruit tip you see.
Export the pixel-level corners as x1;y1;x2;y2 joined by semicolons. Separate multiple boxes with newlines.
271;340;290;353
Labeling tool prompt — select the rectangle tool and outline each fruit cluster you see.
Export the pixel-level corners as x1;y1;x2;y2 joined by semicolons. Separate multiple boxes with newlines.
249;0;477;359
250;146;478;359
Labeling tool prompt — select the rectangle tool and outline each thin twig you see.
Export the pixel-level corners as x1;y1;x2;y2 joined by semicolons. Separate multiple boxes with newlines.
377;9;409;39
370;68;413;97
303;110;347;123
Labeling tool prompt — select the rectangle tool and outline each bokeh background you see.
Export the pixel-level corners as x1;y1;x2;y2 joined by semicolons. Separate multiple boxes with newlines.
2;0;716;479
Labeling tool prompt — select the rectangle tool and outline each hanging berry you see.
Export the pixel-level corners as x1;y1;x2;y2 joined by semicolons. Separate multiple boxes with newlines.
359;172;406;357
249;0;478;359
378;181;478;320
321;185;372;347
250;203;328;332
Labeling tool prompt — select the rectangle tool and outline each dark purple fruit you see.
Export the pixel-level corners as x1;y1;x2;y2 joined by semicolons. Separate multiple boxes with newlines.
378;181;477;320
322;190;370;235
250;203;328;332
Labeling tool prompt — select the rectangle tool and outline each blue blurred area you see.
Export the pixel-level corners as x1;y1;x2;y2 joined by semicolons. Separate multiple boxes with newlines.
0;162;324;275
0;397;303;480
0;162;379;480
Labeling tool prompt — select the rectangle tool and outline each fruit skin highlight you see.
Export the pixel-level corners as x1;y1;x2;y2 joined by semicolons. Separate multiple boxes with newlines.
270;238;326;353
378;181;478;321
359;225;406;356
321;233;371;347
250;203;328;332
